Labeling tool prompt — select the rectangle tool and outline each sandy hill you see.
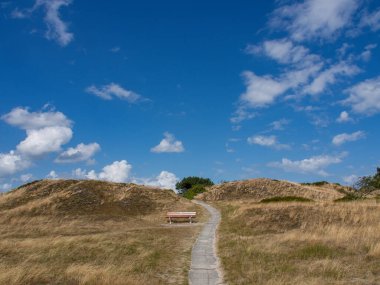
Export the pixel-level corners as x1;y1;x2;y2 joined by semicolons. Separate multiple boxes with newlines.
0;179;189;218
197;178;349;201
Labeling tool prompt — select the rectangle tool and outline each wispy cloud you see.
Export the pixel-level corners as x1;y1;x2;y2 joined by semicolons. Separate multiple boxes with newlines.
332;131;365;146
247;135;290;150
86;83;142;103
269;153;346;176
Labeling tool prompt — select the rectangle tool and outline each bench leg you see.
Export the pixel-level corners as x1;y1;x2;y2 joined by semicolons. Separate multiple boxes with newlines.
189;217;192;224
169;217;172;224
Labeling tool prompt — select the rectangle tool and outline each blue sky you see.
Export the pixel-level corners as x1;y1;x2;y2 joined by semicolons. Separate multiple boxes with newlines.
1;0;380;191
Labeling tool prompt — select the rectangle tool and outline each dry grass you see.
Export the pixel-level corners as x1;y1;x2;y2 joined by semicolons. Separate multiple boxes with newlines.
215;199;380;285
0;180;207;285
199;178;346;202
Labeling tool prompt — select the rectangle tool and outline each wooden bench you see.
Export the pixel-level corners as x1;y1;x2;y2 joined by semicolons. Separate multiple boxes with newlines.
166;211;196;224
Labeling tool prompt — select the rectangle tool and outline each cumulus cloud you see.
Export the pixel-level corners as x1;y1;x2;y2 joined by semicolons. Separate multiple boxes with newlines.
247;135;289;150
332;131;365;146
46;170;58;179
2;107;71;130
17;126;73;157
336;111;352;123
86;160;132;183
2;107;74;158
86;83;141;103
151;132;184;153
55;143;100;163
0;151;31;178
343;76;380;115
271;0;359;41
269;153;345;176
140;171;179;191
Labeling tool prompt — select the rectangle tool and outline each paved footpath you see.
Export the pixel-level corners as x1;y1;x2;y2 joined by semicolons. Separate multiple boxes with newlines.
189;200;224;285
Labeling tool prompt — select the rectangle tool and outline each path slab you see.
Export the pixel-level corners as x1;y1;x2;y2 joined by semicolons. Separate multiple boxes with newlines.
189;200;223;285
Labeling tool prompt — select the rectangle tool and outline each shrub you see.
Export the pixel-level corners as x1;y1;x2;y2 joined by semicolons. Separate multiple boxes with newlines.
260;196;313;203
176;176;213;195
182;185;206;200
301;181;329;186
354;167;380;193
334;193;365;202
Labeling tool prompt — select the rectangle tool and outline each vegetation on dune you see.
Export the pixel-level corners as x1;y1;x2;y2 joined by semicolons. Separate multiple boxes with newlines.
0;179;206;285
215;200;380;285
260;196;313;203
176;176;213;200
354;167;380;193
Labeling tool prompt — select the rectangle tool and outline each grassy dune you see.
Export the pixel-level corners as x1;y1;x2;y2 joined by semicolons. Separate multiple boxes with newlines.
215;199;380;285
0;180;207;285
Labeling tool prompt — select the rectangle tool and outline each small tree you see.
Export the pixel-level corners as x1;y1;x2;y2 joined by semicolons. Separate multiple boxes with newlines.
176;176;213;197
354;167;380;193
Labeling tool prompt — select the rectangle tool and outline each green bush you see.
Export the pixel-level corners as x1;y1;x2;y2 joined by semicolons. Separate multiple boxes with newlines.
354;167;380;193
301;181;329;186
260;196;313;203
182;185;206;200
334;193;365;202
176;176;213;196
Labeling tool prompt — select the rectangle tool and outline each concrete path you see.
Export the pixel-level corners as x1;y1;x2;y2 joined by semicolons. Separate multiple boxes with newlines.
189;200;223;285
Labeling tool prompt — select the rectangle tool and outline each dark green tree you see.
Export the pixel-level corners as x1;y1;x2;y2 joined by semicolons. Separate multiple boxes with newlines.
354;167;380;192
176;176;213;197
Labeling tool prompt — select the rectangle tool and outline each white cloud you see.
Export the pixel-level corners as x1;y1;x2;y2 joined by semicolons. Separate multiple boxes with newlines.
86;160;132;183
0;151;31;178
359;44;377;61
247;135;289;150
239;71;289;108
239;64;322;109
17;126;73;157
20;173;33;182
269;119;290;130
246;39;319;66
336;111;352;123
303;62;359;95
343;76;380;115
151;132;184;153
35;0;74;46
230;107;255;124
269;154;345;176
2;107;74;158
0;183;12;191
46;170;58;179
12;0;74;46
343;174;358;185
55;142;100;163
140;171;179;191
332;131;365;146
2;107;71;130
360;8;380;31
86;83;141;103
271;0;359;41
110;46;121;53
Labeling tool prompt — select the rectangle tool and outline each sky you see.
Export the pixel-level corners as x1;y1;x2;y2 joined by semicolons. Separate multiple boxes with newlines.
1;0;380;191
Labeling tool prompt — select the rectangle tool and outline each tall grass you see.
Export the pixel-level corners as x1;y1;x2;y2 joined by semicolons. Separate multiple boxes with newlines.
215;199;380;285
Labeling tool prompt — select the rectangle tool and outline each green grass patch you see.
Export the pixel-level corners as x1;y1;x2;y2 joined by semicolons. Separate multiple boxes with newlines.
260;196;313;203
294;244;338;259
334;193;364;202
